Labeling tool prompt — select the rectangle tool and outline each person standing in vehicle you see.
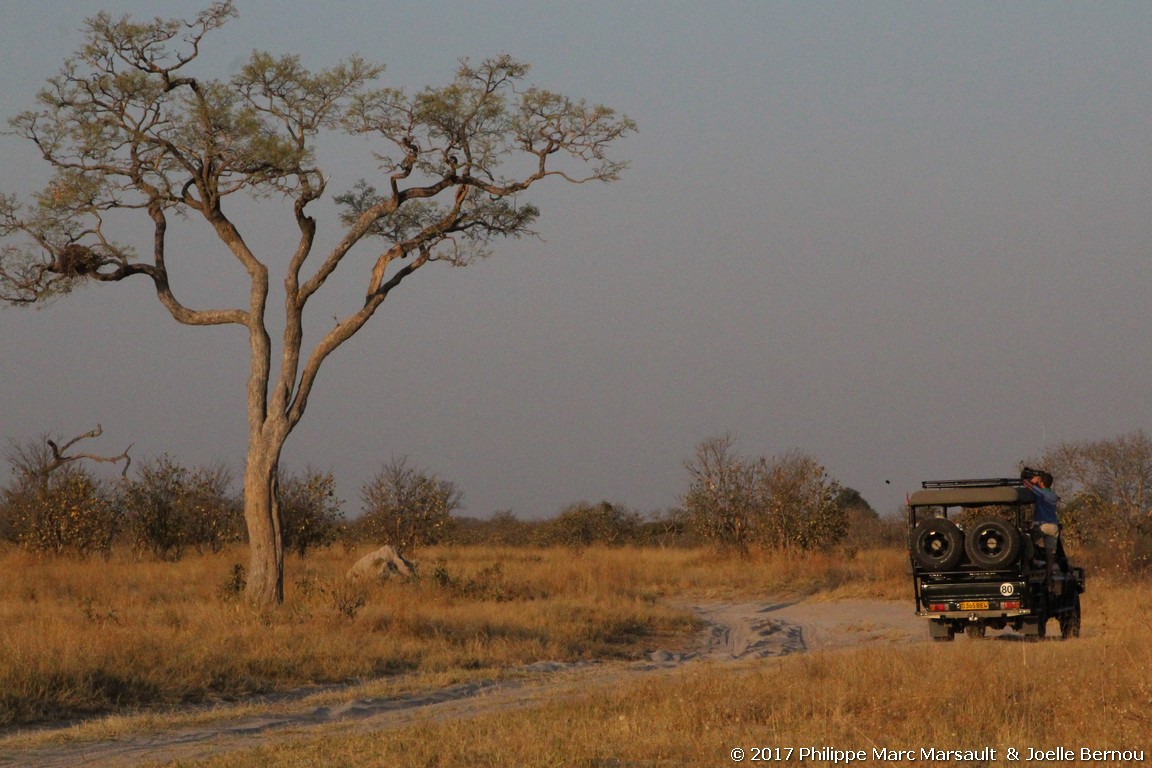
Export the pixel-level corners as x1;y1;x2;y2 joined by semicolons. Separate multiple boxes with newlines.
1022;470;1064;585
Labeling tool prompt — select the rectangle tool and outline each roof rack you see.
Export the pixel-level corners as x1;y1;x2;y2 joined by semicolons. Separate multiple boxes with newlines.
921;478;1025;489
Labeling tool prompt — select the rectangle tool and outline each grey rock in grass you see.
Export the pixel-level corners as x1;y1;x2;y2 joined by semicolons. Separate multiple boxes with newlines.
347;545;417;580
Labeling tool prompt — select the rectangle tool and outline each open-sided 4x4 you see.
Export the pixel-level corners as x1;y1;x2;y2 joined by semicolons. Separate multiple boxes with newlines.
907;478;1085;641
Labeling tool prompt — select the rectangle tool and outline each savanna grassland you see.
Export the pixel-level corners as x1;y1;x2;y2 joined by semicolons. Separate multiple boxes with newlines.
0;544;902;728
1;544;1149;767
197;587;1151;768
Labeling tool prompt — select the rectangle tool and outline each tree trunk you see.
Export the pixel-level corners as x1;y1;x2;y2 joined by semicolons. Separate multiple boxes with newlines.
243;439;285;606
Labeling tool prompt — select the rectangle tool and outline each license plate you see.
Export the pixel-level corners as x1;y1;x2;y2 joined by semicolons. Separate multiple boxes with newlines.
959;601;989;611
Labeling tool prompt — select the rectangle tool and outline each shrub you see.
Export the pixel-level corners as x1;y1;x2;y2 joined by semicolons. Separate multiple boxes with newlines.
4;466;119;557
279;467;345;557
120;455;241;561
635;507;696;548
359;457;461;552
535;501;641;547
1;429;128;556
683;435;846;553
218;563;247;600
758;451;846;551
0;497;13;543
448;510;534;546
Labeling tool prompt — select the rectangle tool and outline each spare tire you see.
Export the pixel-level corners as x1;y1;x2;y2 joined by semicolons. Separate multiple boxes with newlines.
910;517;965;571
964;517;1021;569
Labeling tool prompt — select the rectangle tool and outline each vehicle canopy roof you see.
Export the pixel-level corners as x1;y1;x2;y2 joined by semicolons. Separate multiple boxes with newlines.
908;481;1035;508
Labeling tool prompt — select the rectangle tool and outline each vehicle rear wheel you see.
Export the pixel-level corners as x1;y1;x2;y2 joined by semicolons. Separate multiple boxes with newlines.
910;518;965;571
964;517;1022;569
1059;594;1081;639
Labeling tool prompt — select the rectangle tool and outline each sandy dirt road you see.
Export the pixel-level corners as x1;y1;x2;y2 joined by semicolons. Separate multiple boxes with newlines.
1;599;925;768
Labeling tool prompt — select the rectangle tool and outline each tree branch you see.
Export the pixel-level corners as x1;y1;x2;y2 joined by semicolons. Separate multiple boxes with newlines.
43;425;133;479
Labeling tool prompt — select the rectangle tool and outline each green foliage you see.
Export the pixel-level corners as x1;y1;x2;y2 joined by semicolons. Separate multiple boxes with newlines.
3;467;119;557
359;457;461;553
120;455;240;561
683;435;846;553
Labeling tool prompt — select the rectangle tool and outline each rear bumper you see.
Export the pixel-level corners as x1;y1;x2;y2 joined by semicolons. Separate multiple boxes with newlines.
917;609;1032;620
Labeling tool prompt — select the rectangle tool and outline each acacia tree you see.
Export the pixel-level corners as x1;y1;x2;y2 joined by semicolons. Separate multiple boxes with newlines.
0;3;633;604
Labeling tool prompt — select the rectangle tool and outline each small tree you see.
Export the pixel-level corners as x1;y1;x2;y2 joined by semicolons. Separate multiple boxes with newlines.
683;434;759;552
683;436;845;553
279;467;343;557
5;426;131;493
360;457;461;552
638;506;694;548
2;427;129;557
0;3;634;605
758;451;845;551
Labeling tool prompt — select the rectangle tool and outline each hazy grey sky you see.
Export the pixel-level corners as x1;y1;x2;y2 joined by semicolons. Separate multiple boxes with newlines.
3;1;1151;519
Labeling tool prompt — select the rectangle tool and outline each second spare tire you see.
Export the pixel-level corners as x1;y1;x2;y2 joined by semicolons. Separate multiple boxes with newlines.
964;516;1021;569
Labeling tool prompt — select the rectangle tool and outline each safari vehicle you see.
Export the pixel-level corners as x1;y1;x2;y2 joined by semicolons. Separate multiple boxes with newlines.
907;477;1085;641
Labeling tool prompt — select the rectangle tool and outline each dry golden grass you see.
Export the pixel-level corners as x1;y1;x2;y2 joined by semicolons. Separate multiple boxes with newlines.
171;578;1152;768
8;543;1145;767
0;544;899;728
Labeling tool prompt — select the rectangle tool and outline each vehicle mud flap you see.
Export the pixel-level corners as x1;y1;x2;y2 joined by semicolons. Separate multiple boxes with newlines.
964;517;1022;569
910;518;965;571
928;620;955;642
1022;613;1047;642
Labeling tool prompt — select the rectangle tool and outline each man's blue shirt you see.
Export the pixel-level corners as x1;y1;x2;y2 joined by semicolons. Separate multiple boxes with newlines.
1030;486;1059;526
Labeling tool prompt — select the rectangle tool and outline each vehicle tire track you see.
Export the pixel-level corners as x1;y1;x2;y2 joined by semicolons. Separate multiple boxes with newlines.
1;599;922;768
